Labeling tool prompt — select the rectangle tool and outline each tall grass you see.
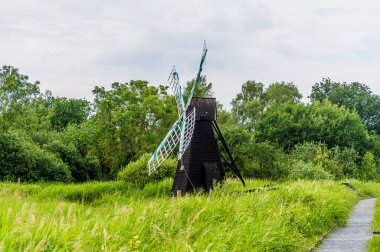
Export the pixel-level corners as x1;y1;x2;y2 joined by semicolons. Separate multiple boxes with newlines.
369;197;380;251
0;179;376;251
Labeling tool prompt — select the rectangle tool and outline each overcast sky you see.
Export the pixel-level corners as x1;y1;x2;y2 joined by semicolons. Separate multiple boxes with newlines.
1;0;380;109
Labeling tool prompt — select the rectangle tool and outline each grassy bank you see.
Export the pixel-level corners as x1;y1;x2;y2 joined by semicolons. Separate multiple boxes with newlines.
369;198;380;251
0;179;377;251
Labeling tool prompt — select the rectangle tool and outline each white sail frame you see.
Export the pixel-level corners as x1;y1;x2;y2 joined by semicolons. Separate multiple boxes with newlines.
168;68;185;116
148;119;181;175
147;107;196;175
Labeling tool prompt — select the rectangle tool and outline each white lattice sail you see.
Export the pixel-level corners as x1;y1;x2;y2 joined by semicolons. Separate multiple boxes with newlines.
168;68;184;116
147;43;207;176
180;107;196;158
147;107;196;175
148;119;181;175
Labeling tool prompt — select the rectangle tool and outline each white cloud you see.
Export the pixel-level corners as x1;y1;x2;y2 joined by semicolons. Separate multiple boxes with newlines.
1;0;380;108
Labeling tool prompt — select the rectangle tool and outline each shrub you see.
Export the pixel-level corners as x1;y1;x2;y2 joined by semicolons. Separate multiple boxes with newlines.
243;141;288;179
354;151;377;180
117;153;176;187
0;131;72;182
314;147;344;180
288;161;334;180
44;140;101;182
291;142;345;179
291;142;321;162
330;146;359;177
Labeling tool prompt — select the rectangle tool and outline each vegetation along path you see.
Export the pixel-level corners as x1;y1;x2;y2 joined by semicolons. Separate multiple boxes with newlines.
315;198;376;252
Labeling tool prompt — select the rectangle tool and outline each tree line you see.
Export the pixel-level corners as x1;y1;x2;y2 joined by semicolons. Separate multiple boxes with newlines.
1;65;379;182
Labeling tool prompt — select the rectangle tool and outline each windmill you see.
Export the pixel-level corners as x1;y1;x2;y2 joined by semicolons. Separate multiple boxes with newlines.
147;43;245;195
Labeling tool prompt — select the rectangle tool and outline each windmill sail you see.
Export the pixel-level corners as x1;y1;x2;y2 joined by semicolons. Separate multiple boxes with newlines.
181;107;196;156
147;42;207;175
184;42;208;108
177;43;207;159
148;119;181;175
148;107;196;175
168;68;185;116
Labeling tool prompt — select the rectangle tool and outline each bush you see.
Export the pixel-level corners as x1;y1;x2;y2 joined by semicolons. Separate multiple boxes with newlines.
354;151;377;180
330;146;359;177
0;131;72;182
44;140;101;182
291;142;345;179
314;147;344;180
288;161;334;180
243;141;288;179
291;142;321;162
117;153;177;187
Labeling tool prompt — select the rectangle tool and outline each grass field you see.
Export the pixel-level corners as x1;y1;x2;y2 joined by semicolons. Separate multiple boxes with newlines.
369;196;380;251
0;179;378;251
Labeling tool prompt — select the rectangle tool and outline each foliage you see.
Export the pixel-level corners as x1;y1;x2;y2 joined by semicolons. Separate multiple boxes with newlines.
89;81;177;177
1;65;380;182
264;81;302;105
44;140;101;182
311;78;380;134
0;65;40;131
231;80;265;129
117;153;177;187
183;75;213;99
288;161;333;180
48;97;91;131
255;101;369;153
290;142;360;179
244;141;288;179
231;81;302;130
0;131;72;182
355;151;377;181
216;109;254;177
329;146;359;177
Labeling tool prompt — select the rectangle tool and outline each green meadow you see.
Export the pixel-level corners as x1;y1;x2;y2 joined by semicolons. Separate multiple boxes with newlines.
0;179;378;251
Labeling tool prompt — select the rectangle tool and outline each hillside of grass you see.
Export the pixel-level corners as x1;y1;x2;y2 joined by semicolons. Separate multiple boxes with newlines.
0;179;378;251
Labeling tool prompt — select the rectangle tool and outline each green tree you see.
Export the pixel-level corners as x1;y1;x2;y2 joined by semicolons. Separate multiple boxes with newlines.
264;81;302;105
183;75;213;99
310;78;380;134
247;141;288;179
0;66;40;130
0;131;72;182
231;81;302;130
89;80;177;177
255;101;369;153
44;139;100;182
216;106;254;176
355;151;377;180
231;81;265;129
330;146;359;177
290;142;359;179
49;97;91;131
217;107;288;179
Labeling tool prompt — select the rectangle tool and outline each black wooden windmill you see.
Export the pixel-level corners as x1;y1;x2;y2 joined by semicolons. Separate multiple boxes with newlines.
147;43;245;195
